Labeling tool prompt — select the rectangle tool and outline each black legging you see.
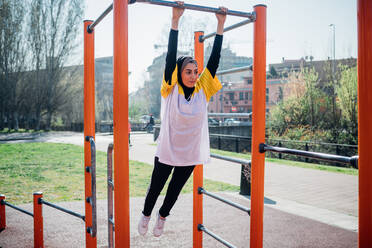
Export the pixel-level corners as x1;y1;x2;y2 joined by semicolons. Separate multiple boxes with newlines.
142;157;195;218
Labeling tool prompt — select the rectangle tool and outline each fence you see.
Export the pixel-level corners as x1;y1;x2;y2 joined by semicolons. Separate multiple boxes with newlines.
209;134;358;168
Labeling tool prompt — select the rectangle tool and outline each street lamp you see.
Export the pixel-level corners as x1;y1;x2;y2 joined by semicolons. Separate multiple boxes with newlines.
329;24;336;74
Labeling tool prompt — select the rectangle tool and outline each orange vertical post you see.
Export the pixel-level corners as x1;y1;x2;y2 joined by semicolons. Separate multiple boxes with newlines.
0;194;5;231
33;192;43;248
113;0;130;247
250;5;266;248
84;20;97;248
193;31;204;248
357;0;372;247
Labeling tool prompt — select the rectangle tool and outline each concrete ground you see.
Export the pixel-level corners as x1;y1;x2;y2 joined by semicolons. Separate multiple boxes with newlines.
0;131;358;247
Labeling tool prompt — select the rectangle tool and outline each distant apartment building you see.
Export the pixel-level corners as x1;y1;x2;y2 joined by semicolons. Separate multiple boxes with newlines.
208;57;356;115
208;77;285;114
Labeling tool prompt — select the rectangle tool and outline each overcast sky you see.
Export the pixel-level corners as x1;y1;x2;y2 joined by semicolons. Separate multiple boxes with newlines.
82;0;357;92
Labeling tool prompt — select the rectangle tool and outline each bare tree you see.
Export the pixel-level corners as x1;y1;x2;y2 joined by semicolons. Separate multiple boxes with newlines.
0;0;26;131
27;0;83;130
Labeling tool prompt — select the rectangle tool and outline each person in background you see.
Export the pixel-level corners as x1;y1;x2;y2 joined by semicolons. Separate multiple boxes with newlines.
137;1;227;237
128;120;132;147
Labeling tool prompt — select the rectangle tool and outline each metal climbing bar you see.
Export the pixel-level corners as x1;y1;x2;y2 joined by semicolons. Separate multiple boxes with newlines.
107;143;114;248
200;19;255;42
260;143;359;168
1;199;34;217
211;153;250;166
39;199;85;221
198;224;237;248
87;3;113;32
198;187;250;215
129;0;255;19
86;136;97;237
216;65;253;76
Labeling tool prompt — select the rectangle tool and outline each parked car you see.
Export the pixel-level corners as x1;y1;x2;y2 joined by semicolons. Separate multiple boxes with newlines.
208;118;220;126
224;118;241;126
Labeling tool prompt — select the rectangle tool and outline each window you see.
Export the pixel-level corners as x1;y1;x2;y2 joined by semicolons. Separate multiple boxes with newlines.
239;92;244;100
266;88;269;103
248;91;252;101
247;79;252;84
228;93;235;100
245;92;248;100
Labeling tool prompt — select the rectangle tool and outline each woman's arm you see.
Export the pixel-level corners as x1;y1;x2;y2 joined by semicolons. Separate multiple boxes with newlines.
206;7;227;78
164;1;184;84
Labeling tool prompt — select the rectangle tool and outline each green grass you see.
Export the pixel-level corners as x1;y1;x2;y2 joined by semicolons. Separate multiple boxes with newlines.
0;143;239;205
211;148;358;176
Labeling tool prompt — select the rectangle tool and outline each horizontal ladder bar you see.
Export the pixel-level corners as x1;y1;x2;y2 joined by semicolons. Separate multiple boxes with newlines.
1;200;33;217
198;224;237;248
260;143;359;168
211;153;251;166
216;65;253;76
129;0;254;18
200;19;255;42
87;3;113;32
198;187;250;215
39;199;85;221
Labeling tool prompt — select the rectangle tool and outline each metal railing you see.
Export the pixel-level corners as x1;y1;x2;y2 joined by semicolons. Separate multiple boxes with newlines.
107;143;114;248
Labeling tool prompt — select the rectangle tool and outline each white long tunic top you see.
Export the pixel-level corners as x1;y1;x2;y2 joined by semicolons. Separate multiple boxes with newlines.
155;66;222;166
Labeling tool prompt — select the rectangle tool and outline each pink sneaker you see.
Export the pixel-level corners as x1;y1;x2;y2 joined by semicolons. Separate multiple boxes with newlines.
153;212;166;237
138;213;151;235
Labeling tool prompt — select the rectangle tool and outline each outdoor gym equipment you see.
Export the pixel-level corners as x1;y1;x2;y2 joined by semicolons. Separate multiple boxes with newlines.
83;0;371;247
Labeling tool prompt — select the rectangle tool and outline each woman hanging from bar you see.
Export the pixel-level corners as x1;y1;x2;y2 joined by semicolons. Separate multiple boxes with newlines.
138;1;227;237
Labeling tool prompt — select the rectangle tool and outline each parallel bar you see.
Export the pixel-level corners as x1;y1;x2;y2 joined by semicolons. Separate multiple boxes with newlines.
260;143;359;168
130;0;254;19
211;153;250;166
1;200;33;217
208;112;252;118
216;65;253;76
198;187;250;215
87;4;113;32
40;199;85;221
197;224;237;248
107;143;114;248
200;19;255;42
358;0;372;246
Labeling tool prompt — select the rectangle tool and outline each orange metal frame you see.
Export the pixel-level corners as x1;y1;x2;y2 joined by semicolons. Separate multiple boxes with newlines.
193;31;204;248
357;0;372;247
83;19;97;248
81;1;372;247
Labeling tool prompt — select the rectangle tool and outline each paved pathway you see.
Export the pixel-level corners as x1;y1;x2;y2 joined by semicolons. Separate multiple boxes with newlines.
0;131;358;247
